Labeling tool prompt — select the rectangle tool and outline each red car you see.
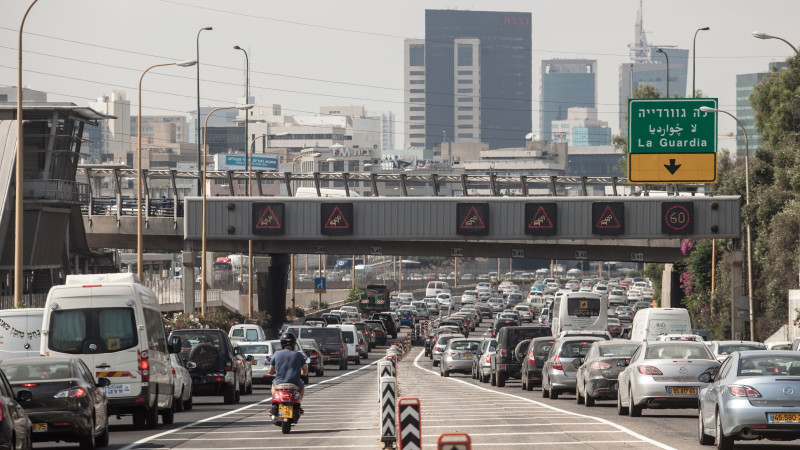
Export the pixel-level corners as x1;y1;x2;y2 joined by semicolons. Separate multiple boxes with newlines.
607;318;622;337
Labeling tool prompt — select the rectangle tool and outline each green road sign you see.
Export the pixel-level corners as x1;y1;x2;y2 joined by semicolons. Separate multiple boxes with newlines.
628;98;717;154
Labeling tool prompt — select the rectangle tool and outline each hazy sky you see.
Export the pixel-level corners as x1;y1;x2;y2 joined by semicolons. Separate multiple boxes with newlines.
2;0;798;150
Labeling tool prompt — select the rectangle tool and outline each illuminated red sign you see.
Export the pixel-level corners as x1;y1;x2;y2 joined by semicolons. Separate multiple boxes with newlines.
504;16;530;26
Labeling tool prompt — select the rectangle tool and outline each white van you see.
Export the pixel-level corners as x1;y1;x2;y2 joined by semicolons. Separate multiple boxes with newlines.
330;324;362;364
0;308;44;358
229;324;266;342
41;273;177;429
425;281;450;298
630;307;692;342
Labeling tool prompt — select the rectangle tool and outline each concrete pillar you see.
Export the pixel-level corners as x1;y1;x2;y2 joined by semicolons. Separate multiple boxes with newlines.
255;255;289;338
661;264;673;308
181;251;195;313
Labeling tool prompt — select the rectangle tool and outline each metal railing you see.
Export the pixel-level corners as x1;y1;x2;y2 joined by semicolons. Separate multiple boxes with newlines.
24;179;89;205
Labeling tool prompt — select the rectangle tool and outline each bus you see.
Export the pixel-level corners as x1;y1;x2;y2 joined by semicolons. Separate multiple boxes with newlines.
550;292;607;336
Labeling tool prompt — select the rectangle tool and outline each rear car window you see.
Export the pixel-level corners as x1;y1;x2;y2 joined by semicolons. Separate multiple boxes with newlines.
567;298;600;317
49;307;138;354
559;340;596;358
644;343;713;360
598;344;639;357
533;340;555;355
450;340;481;352
240;344;270;354
4;362;73;381
245;329;260;341
342;331;355;343
299;327;342;343
717;344;766;355
437;335;458;345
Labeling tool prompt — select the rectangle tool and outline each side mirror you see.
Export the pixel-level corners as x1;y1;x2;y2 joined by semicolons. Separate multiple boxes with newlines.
96;377;111;388
15;390;33;402
246;355;254;361
699;371;715;383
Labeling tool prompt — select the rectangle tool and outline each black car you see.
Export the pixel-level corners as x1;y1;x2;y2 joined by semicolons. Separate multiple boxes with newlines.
320;314;342;325
491;325;551;387
3;356;110;448
0;368;32;450
575;340;640;405
365;320;388;346
298;326;348;370
169;329;247;405
520;337;556;390
371;313;398;339
491;319;517;338
298;338;324;377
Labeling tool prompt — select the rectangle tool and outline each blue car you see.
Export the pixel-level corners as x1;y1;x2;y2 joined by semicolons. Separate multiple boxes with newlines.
396;309;414;327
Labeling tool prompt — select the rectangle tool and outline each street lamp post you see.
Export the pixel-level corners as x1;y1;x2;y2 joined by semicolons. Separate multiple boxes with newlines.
692;27;710;97
233;46;249;193
202;104;254;314
196;26;212;195
656;48;670;98
15;0;39;308
700;106;753;341
138;60;197;282
752;31;799;54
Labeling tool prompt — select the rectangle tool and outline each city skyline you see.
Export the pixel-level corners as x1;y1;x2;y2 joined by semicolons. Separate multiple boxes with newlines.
2;0;798;151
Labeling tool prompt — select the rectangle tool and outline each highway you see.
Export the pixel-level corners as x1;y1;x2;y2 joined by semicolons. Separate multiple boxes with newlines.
33;322;791;449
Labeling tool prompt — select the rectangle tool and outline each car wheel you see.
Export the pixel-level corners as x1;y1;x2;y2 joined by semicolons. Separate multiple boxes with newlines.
145;402;159;429
433;360;439;367
541;384;550;398
184;395;193;411
617;388;629;415
79;416;96;449
521;378;527;390
698;408;713;445
584;384;595;407
316;368;324;377
355;357;361;365
550;389;559;400
628;388;642;417
162;403;175;425
133;407;146;428
175;389;185;412
246;378;253;395
496;372;506;387
490;371;496;386
234;386;241;404
224;383;236;404
96;414;109;448
526;379;534;391
443;370;449;378
576;388;584;404
715;410;734;449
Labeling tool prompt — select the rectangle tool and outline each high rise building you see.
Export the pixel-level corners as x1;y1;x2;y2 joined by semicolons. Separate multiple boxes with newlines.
88;91;131;164
369;110;396;152
618;5;689;133
551;108;611;146
540;59;597;142
416;9;531;151
735;61;787;158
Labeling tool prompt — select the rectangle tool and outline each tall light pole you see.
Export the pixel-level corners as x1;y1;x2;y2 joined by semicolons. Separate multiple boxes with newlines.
202;104;253;314
692;27;710;97
137;60;197;281
752;31;799;54
15;0;38;308
700;106;753;341
656;48;670;98
196;26;212;195
233;45;249;193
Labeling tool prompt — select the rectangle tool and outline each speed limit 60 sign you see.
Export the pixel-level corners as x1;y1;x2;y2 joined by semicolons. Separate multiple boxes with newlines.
662;202;693;235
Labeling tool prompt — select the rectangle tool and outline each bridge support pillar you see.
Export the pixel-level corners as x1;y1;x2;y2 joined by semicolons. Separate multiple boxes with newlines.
181;251;195;313
254;254;288;338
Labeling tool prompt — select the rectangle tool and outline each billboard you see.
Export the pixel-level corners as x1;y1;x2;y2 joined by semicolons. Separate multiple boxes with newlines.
214;154;278;171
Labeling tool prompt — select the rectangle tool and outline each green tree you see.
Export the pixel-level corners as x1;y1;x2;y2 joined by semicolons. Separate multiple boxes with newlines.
749;56;800;150
345;288;362;303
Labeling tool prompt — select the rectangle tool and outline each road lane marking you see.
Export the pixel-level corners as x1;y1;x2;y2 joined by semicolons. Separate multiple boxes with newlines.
412;349;676;450
119;358;382;450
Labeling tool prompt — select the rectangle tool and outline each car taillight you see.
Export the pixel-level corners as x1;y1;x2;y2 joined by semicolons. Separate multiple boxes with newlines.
637;365;663;375
590;362;612;371
485;354;491;364
528;353;537;367
21;383;38;387
552;356;563;370
728;385;762;397
311;351;319;358
225;358;233;371
171;367;176;376
54;387;86;398
138;349;150;382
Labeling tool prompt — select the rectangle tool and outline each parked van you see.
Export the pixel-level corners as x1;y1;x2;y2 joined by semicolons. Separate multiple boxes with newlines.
41;273;177;429
330;324;362;364
229;324;266;342
0;308;44;359
425;281;451;298
629;307;692;342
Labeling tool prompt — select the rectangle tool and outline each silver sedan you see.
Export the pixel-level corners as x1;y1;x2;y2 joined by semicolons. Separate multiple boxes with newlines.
698;351;800;447
617;341;719;417
473;338;497;383
440;338;483;377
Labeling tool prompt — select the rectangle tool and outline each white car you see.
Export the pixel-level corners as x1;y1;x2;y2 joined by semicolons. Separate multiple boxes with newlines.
513;304;533;322
170;353;193;411
461;290;479;304
608;289;626;305
437;293;453;306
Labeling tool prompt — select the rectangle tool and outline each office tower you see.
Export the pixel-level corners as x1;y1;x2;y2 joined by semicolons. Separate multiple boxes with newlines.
404;39;426;150
735;61;787;158
540;59;597;142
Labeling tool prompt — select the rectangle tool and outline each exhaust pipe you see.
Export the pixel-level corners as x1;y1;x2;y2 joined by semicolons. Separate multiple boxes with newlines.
739;428;758;440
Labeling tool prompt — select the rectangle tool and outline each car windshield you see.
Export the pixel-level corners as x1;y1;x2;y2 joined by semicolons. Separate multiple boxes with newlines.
559;340;596;358
717;344;766;355
598;344;639;357
4;362;73;381
534;340;555;355
240;344;270;354
738;355;800;376
450;340;481;352
644;343;713;360
298;341;317;350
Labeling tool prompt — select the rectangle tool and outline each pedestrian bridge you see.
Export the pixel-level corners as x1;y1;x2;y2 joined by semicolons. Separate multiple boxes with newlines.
83;195;741;263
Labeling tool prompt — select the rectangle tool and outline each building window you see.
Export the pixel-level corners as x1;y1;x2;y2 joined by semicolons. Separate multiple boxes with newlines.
410;98;425;102
457;106;473;111
410;125;424;129
457;79;473;84
410;80;424;85
457;115;473;120
409;44;424;67
457;124;473;129
457;133;473;138
410;115;424;120
457;70;473;76
457;97;473;103
410;134;425;139
410;107;425;111
410;142;425;147
457;88;473;94
348;161;358;172
410;70;425;76
410;89;425;93
457;43;473;66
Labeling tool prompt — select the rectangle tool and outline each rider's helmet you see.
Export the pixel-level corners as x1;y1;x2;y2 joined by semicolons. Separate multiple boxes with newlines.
280;332;297;349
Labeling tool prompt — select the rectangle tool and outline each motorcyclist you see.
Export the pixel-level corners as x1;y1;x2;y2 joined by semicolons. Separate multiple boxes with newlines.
269;332;308;403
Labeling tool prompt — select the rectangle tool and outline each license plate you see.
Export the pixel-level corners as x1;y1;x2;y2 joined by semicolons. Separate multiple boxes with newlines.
32;423;47;433
249;360;258;365
769;413;800;424
278;404;293;419
102;384;131;395
668;387;697;395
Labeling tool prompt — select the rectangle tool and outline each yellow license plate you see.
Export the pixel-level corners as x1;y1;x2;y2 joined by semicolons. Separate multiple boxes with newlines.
772;413;800;423
249;360;258;365
669;387;697;395
32;423;47;432
278;404;293;418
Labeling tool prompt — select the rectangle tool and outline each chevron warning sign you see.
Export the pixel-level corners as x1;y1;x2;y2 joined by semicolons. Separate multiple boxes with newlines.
379;360;395;378
380;376;396;443
398;397;421;450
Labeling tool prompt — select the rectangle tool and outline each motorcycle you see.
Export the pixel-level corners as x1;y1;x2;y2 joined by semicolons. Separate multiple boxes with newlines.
271;383;302;434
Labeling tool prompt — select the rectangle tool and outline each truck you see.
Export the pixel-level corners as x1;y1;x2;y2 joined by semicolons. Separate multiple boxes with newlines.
358;284;391;315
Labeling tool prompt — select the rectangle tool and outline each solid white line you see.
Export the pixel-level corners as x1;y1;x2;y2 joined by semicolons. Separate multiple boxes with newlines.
118;358;382;450
412;349;676;450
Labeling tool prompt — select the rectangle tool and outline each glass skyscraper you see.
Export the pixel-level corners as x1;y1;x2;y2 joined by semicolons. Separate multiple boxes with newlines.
423;9;532;150
735;61;787;158
540;59;597;142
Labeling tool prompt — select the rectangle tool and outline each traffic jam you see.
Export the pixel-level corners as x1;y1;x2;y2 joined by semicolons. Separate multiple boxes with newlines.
2;274;800;449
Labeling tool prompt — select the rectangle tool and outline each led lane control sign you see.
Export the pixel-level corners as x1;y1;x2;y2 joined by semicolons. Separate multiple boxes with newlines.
525;203;557;236
592;202;624;235
252;203;285;236
321;203;353;235
456;203;489;236
662;202;694;235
